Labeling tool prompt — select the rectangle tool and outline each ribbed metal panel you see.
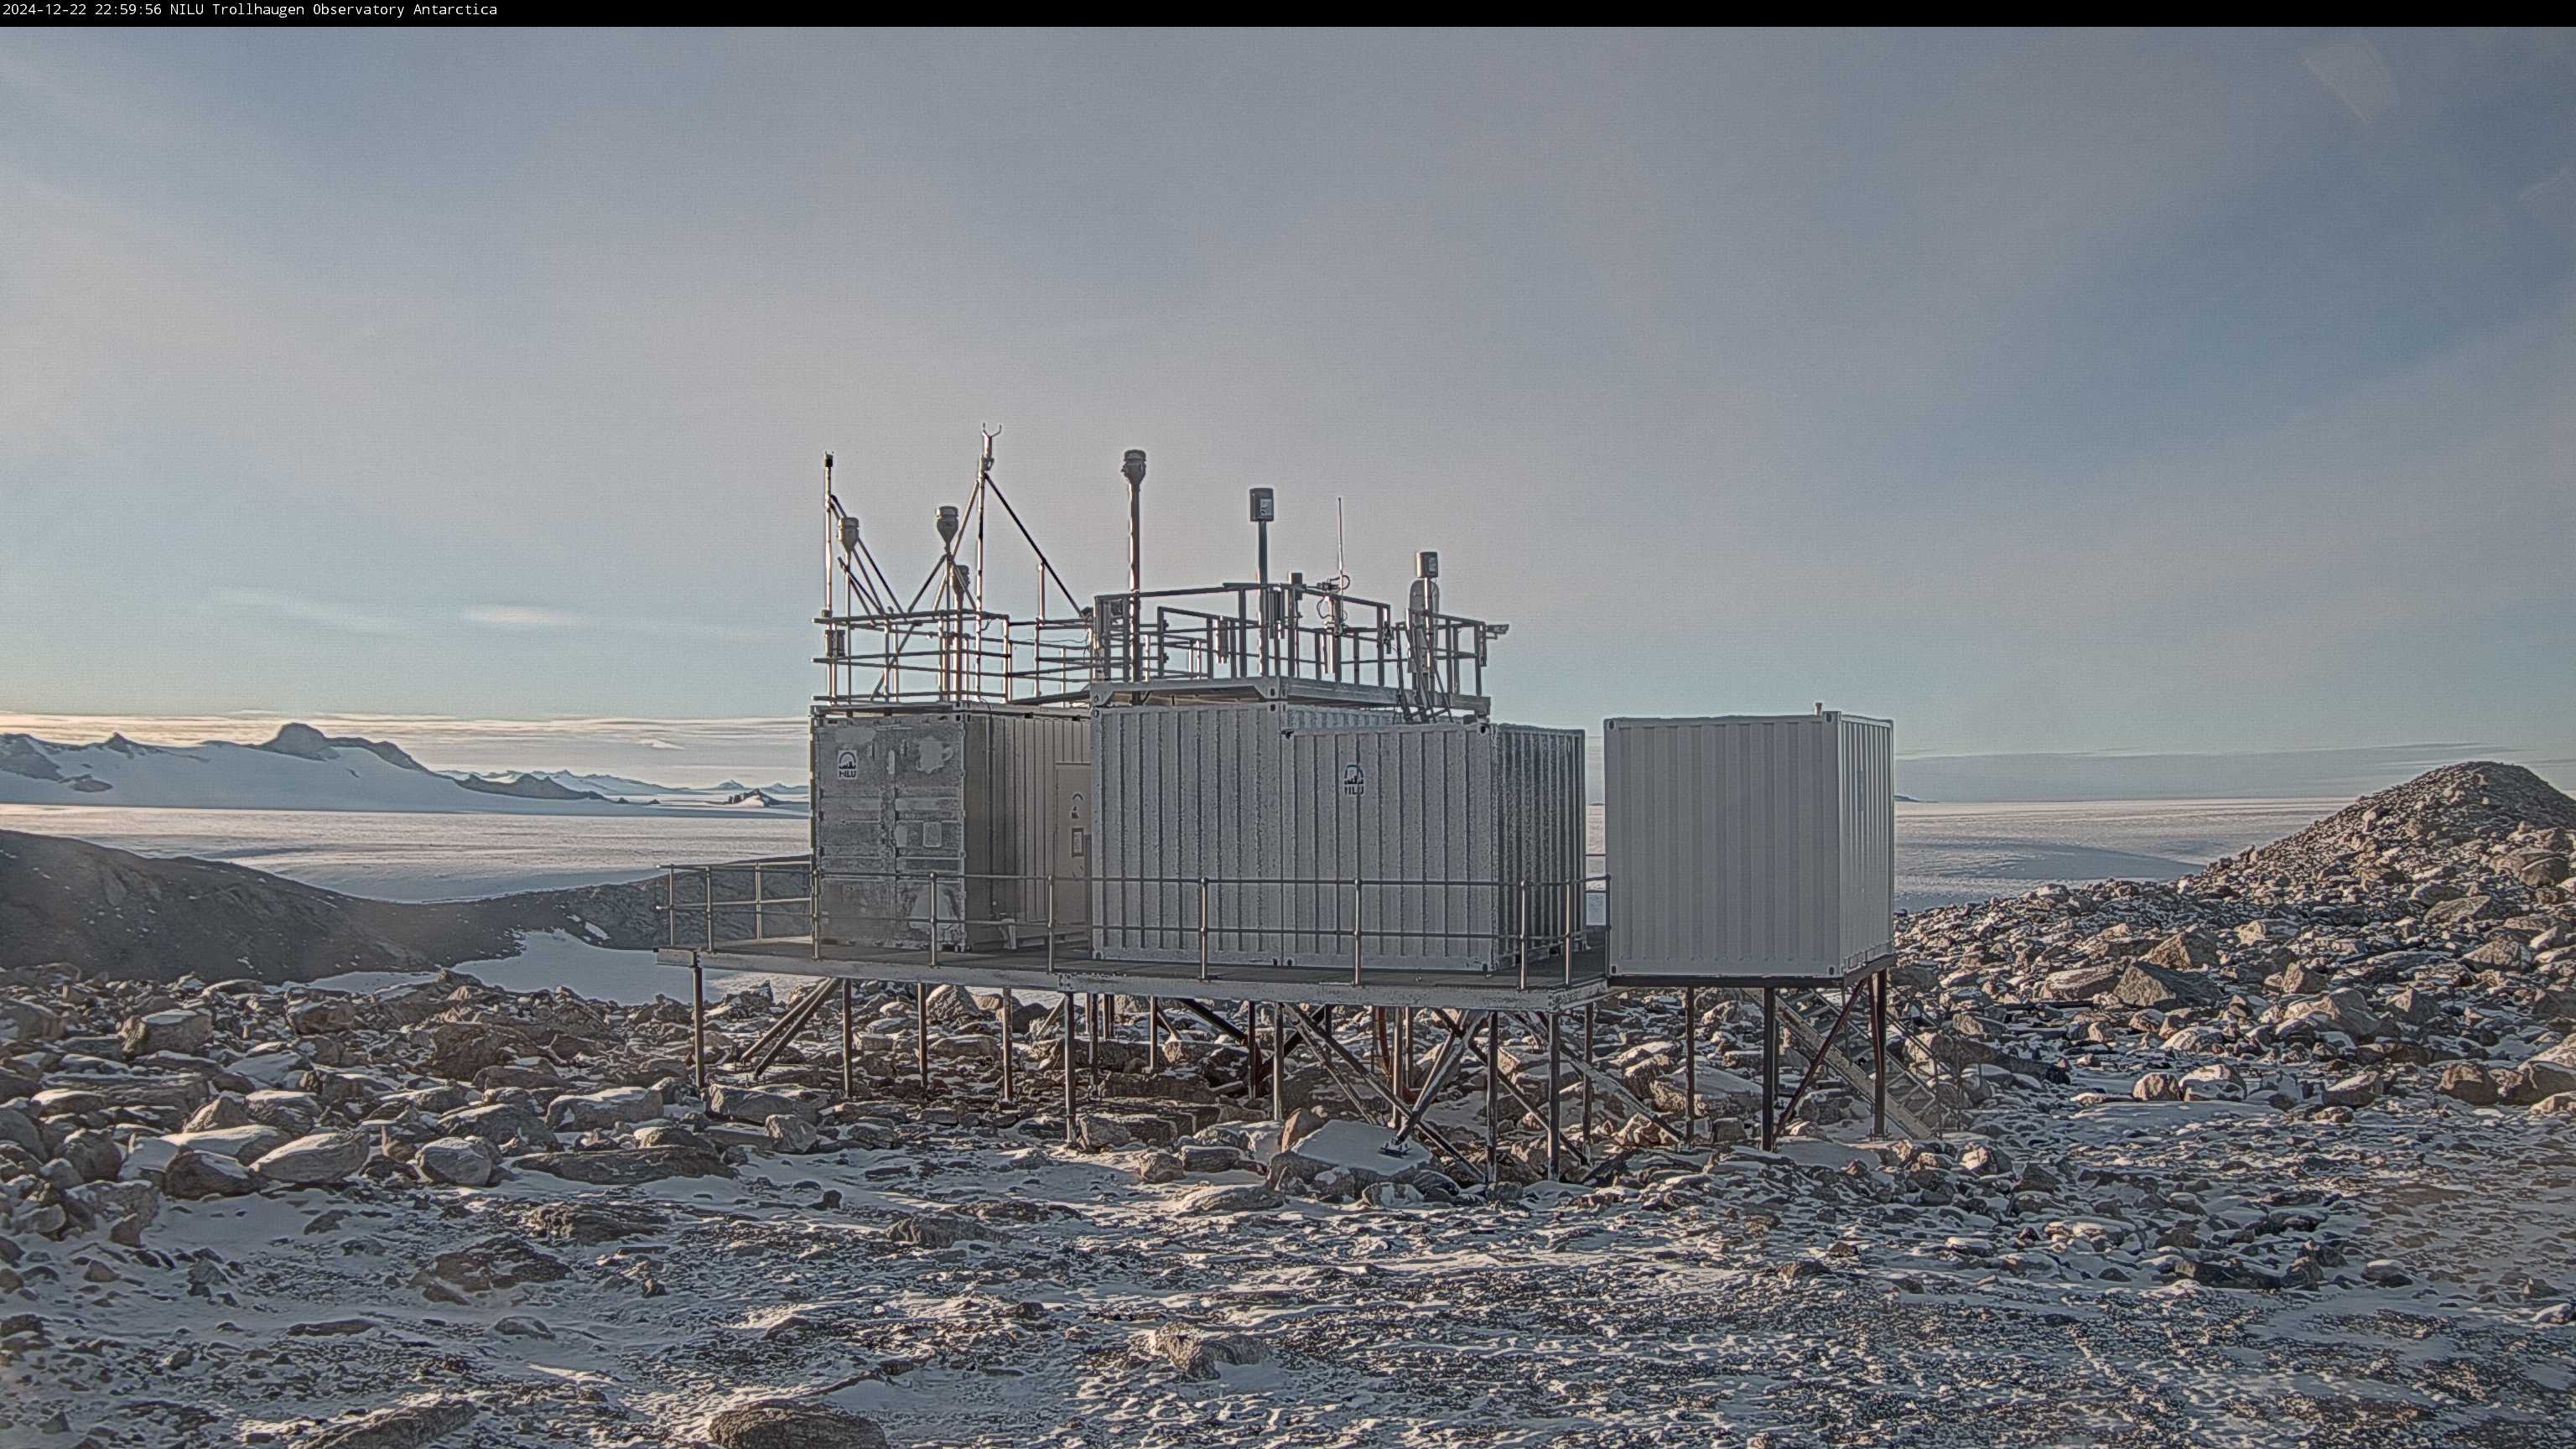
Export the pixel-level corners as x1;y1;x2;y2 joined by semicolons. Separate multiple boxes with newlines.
1092;708;1582;972
1604;713;1893;981
812;708;1088;949
1090;702;1377;962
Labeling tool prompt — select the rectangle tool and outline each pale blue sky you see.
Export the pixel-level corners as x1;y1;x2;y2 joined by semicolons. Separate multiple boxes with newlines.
3;30;2570;776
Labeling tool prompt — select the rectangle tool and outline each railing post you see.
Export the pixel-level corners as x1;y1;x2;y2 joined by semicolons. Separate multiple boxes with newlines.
1046;873;1057;972
1515;877;1530;991
752;863;765;943
1351;874;1363;986
1197;876;1211;983
927;871;940;968
704;869;715;951
1562;878;1575;984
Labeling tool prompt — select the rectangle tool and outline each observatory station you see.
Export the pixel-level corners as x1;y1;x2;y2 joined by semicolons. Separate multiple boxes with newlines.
658;434;1919;1183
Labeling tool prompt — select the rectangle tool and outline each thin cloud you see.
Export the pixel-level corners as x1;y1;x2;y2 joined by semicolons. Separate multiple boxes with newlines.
211;588;413;637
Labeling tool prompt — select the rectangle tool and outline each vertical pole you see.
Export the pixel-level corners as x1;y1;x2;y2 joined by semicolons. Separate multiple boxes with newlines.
1000;989;1015;1105
1483;1011;1500;1187
1088;994;1101;1086
1562;878;1575;984
927;872;940;968
1581;1003;1596;1145
1761;984;1779;1150
1546;1009;1561;1182
840;979;854;1100
1148;998;1163;1074
1352;875;1363;986
1872;966;1888;1140
1515;878;1529;991
690;953;707;1093
1197;877;1210;982
916;982;930;1097
1062;991;1076;1144
1270;1003;1284;1122
1682;986;1697;1147
1244;1001;1259;1097
1046;880;1056;971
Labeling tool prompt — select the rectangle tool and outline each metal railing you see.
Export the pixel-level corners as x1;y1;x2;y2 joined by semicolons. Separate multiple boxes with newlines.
662;860;1606;984
1092;584;1498;709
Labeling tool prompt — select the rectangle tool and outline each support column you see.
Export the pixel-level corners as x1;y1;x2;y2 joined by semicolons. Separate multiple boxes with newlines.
1761;984;1779;1150
1061;992;1077;1145
840;979;854;1100
1682;986;1697;1147
915;982;930;1097
1147;998;1162;1075
1483;1011;1499;1186
1545;1009;1561;1182
1270;1003;1285;1121
690;953;706;1093
999;989;1015;1106
1872;967;1888;1139
1581;1003;1596;1146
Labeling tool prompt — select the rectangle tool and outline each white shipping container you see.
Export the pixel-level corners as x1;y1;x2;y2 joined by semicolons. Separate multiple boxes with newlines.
1092;704;1584;971
813;707;1090;949
1603;712;1893;982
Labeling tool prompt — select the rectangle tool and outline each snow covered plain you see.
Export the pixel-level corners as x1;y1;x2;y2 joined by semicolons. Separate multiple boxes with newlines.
7;797;2326;911
0;804;810;901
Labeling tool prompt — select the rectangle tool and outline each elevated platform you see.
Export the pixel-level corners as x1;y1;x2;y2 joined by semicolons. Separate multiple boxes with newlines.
655;938;1613;1011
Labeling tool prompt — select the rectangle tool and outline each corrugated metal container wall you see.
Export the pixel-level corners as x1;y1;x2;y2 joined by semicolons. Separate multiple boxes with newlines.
1091;708;1582;970
1090;702;1378;962
1276;722;1585;970
813;709;1088;950
1604;714;1894;982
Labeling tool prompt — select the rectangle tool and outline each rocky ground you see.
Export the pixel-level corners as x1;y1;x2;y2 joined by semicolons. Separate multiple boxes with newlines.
3;763;2573;1447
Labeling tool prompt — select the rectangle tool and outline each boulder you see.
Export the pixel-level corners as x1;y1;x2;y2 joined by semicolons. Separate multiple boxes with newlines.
1177;1183;1284;1215
2141;931;2220;974
2106;963;2221;1011
416;1136;498;1187
764;1114;819;1154
301;1396;477;1449
514;1147;732;1186
1135;1323;1270;1379
254;1131;372;1187
704;1400;888;1449
888;1212;1007;1249
2437;1062;2501;1107
0;997;65;1044
163;1149;257;1200
436;1103;556;1152
2041;963;2123;1000
119;1009;214;1058
545;1087;662;1132
708;1083;819;1127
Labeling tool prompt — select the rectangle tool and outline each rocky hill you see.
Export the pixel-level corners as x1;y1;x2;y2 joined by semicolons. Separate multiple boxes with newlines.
0;830;661;984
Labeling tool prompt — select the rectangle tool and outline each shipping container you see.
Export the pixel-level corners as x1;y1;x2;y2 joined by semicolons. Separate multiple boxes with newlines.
812;707;1090;949
1603;712;1893;982
1092;704;1584;972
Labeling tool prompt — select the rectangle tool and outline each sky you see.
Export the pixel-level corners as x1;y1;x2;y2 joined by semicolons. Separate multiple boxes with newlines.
3;30;2571;792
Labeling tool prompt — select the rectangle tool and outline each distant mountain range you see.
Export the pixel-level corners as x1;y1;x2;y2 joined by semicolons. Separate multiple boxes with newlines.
0;724;806;816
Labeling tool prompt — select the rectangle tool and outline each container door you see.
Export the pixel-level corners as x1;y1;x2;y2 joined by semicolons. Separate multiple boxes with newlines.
1052;758;1091;935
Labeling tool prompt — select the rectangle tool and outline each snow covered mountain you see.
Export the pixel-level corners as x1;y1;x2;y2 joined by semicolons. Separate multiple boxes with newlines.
0;724;797;816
